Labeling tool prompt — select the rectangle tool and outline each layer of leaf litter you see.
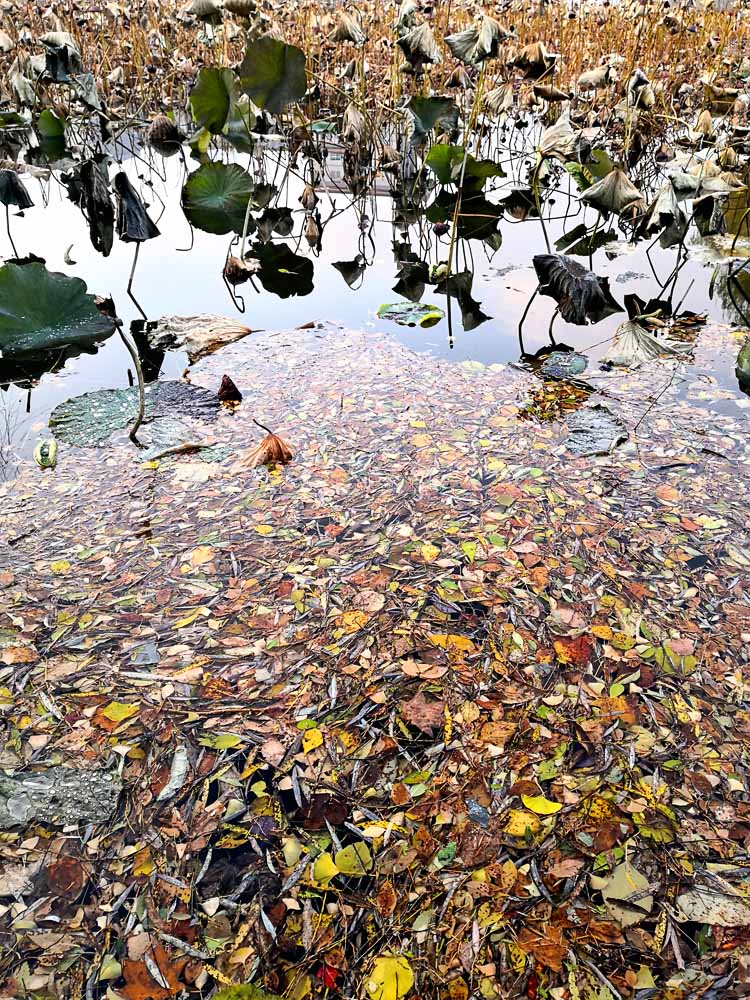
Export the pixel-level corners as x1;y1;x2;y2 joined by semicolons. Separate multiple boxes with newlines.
2;324;750;1000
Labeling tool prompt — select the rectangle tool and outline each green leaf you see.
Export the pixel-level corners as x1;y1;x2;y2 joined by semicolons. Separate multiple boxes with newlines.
335;842;373;875
190;67;237;133
215;987;284;1000
37;108;66;138
377;302;444;328
406;96;458;144
425;145;505;187
182;162;255;235
223;95;256;153
0;262;115;358
239;36;307;115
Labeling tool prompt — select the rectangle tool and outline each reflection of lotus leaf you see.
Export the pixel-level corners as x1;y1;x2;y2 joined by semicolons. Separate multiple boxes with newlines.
0;262;115;358
249;242;314;298
49;381;220;448
377;302;445;328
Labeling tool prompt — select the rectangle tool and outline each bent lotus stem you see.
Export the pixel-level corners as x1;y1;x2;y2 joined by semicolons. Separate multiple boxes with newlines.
117;323;146;445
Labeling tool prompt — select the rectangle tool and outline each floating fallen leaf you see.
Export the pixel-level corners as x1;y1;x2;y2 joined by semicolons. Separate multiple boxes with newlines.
236;425;293;469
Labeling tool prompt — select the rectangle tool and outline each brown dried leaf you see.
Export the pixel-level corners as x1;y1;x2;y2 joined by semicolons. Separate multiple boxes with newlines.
237;430;293;469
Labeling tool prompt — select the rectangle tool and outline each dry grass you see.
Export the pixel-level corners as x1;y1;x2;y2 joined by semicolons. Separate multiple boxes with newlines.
0;0;748;124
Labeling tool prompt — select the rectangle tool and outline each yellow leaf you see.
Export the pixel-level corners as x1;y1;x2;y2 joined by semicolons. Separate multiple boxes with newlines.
312;852;338;884
188;545;215;567
100;701;139;723
133;846;154;877
521;793;562;815
335;842;373;875
429;634;476;654
504;810;541;837
255;524;274;535
366;955;414;1000
592;624;613;640
339;610;369;632
174;606;207;628
50;560;71;574
420;543;440;563
302;728;324;754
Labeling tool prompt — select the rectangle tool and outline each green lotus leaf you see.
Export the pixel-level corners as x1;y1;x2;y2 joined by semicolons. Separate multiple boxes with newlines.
182;162;255;235
0;262;115;358
377;302;445;328
190;67;237;134
239;36;307;115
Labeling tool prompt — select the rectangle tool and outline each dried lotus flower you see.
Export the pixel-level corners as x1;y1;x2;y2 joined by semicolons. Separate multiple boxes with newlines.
237;422;293;469
148;114;181;147
299;184;319;212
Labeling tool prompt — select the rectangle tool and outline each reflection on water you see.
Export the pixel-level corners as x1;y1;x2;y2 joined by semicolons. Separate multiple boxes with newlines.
1;130;749;478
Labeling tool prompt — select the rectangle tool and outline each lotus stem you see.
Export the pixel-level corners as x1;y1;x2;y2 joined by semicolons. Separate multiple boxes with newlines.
117;323;146;445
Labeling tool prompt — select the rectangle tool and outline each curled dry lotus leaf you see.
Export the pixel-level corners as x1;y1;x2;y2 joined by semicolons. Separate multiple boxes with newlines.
538;110;590;164
445;16;511;66
0;168;33;208
237;431;293;469
579;167;644;216
330;12;367;46
534;84;571;103
485;84;513;116
446;66;474;90
223;0;257;17
342;102;366;143
577;65;612;90
510;41;557;80
114;172;160;243
397;23;442;69
188;0;223;22
603;321;691;368
533;254;623;326
147;314;253;363
692;109;715;140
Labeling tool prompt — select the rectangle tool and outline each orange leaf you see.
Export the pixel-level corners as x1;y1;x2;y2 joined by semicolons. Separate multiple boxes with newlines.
553;634;594;666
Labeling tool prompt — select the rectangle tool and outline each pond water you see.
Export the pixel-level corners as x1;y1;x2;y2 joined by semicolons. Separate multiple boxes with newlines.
1;127;749;480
